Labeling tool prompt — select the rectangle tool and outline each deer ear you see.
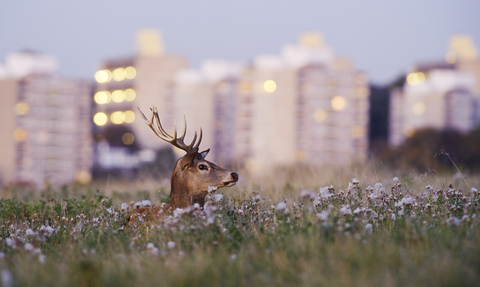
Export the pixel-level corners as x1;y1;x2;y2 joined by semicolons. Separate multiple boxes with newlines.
179;152;197;168
197;149;210;160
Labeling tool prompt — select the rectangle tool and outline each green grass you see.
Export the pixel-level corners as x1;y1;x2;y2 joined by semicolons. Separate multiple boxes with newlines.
1;169;480;286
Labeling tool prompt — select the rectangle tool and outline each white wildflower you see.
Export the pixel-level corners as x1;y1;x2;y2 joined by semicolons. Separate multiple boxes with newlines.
316;210;329;221
24;243;34;252
1;269;13;287
393;177;399;182
339;206;352;216
319;186;333;198
213;193;223;203
207;186;218;193
365;223;373;234
25;229;34;236
167;241;176;249
352;178;359;185
121;203;128;212
142;200;152;207
276;201;287;212
237;209;244;215
374;183;385;194
38;254;46;264
229;254;237;260
299;190;316;200
5;238;14;247
368;193;378;202
39;225;54;237
471;187;478;194
353;207;362;215
398;210;404;216
147;243;155;250
390;213;396;220
447;217;461;226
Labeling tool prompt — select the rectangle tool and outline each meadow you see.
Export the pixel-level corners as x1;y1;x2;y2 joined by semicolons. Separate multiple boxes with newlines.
1;166;479;287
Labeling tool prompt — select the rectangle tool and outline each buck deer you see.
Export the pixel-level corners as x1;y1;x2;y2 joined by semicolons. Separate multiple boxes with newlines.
128;107;238;222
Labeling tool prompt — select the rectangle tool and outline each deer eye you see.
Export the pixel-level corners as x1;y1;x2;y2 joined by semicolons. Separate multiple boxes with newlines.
198;164;208;170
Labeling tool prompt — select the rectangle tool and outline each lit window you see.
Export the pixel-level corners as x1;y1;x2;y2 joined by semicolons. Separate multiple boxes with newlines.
111;90;125;103
93;112;108;126
95;70;112;83
331;96;346;111
313;109;327;122
13;128;27;142
112;68;126;81
15;102;29;115
94;91;111;104
350;126;366;138
124;89;136;101
239;82;252;93
445;52;456;64
407;72;425;85
264;80;276;93
124;110;135;123
412;102;426;115
111;111;125;124
122;133;135;145
125;67;136;79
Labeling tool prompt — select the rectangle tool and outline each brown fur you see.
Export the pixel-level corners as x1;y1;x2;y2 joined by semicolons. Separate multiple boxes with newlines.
127;150;238;226
127;108;238;226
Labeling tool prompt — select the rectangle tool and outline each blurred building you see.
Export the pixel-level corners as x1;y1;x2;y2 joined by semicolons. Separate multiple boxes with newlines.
236;32;370;170
92;29;188;170
173;60;244;164
389;35;480;147
0;51;93;187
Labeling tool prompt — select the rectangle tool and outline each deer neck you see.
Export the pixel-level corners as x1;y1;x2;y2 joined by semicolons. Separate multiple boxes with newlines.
169;169;207;209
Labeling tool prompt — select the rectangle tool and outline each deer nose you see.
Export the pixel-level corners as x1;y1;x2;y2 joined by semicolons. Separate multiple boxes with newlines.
231;172;239;181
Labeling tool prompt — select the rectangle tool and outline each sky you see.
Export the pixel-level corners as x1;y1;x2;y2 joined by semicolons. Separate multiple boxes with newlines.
0;0;479;85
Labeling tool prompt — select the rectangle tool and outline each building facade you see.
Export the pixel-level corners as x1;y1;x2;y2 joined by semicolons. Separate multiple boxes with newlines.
235;32;370;171
92;29;188;170
389;35;480;147
0;52;93;187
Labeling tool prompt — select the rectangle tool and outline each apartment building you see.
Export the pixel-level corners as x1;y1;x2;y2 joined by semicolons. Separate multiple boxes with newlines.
0;51;93;187
92;29;188;169
389;35;480;147
237;32;370;170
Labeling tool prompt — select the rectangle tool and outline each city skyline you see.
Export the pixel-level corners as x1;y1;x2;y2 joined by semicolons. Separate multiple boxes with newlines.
1;0;479;85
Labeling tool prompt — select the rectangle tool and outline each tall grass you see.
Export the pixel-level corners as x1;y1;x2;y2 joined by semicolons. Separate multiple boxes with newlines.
1;166;479;286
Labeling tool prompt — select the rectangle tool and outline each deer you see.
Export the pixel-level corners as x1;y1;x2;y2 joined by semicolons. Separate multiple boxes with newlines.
127;107;239;224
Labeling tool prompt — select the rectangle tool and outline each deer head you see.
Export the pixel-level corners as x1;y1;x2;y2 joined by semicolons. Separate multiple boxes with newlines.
138;107;239;209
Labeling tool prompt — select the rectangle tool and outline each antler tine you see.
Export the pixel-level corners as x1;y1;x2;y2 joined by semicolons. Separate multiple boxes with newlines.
141;106;202;154
152;108;173;139
180;115;187;141
138;107;171;142
189;131;197;148
193;127;203;151
137;107;148;121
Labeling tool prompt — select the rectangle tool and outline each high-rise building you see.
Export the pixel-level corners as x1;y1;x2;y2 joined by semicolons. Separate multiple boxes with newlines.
235;32;370;171
92;29;188;169
0;51;93;187
389;35;480;147
173;60;244;164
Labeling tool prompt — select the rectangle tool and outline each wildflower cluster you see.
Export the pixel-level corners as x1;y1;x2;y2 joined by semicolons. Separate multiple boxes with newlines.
0;179;479;286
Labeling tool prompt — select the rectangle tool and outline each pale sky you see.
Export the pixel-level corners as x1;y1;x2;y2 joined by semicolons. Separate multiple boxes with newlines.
0;0;479;84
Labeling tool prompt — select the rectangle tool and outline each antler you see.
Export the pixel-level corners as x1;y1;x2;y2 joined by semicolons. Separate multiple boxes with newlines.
138;106;202;155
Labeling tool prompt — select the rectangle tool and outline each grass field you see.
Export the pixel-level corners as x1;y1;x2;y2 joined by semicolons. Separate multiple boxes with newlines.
1;166;479;286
